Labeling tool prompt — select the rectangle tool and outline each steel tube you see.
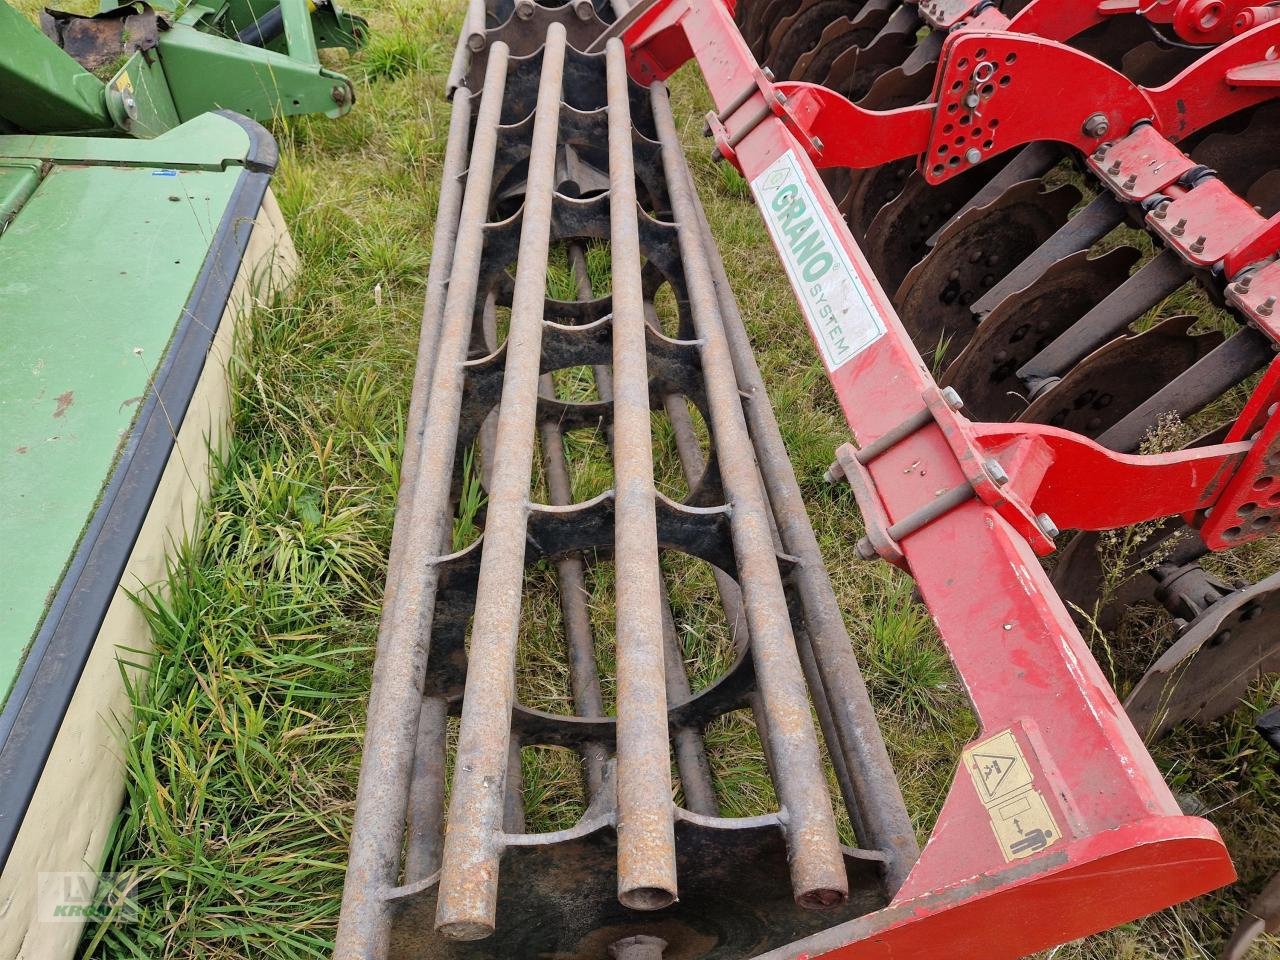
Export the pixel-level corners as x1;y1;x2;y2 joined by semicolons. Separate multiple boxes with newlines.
652;83;848;910
606;37;679;913
673;94;918;888
403;695;450;883
435;26;568;941
334;47;510;960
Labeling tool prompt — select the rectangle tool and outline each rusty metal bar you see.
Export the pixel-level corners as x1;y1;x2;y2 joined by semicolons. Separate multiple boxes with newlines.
434;24;568;941
334;44;510;960
606;36;679;912
651;81;849;911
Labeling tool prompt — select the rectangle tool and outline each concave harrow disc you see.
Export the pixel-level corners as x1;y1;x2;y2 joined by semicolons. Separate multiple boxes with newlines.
734;0;1280;744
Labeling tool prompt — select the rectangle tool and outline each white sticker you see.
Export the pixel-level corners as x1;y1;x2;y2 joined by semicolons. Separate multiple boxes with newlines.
750;150;886;371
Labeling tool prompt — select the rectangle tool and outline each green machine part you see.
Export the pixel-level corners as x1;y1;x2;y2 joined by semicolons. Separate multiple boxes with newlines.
0;0;368;138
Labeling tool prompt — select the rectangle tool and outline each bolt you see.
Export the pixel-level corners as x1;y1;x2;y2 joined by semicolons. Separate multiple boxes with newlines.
331;85;349;106
1153;201;1170;220
811;136;824;152
1036;513;1059;539
1123;174;1137;190
941;386;964;410
1082;112;1110;137
1237;274;1253;292
1171;217;1187;237
1260;296;1277;316
1108;160;1122;175
762;67;775;81
965;93;980;109
966;147;982;164
968;249;983;264
984;458;1010;486
1190;235;1206;254
775;90;788;105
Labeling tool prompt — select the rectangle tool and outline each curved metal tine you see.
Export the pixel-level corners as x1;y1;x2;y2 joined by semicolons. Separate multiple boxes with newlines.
334;45;512;959
436;27;570;940
1125;571;1280;740
1098;325;1276;453
924;142;1062;246
1017;314;1224;438
970;192;1128;321
1018;248;1194;390
829;6;921;102
653;83;849;911
893;179;1080;367
942;246;1140;421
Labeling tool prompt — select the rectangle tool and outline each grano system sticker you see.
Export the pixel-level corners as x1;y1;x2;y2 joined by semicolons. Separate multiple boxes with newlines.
750;149;886;371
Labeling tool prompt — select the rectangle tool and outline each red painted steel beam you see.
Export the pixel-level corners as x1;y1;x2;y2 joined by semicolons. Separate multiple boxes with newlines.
597;2;1242;957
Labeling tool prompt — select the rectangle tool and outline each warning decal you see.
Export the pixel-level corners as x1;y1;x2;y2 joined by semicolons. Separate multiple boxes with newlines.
750;150;886;371
963;729;1061;862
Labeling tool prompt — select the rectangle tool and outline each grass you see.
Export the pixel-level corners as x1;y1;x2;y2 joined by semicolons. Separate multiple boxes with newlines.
7;0;1272;956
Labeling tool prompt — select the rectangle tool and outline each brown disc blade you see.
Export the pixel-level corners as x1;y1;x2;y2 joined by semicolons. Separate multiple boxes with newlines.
892;179;1080;366
1126;572;1280;740
940;247;1140;421
766;0;866;77
1018;314;1225;438
791;8;892;84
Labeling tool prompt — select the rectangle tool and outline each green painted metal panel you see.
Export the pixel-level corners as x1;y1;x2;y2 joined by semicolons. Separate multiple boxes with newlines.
0;111;252;169
0;0;114;135
0;162;41;225
0;161;242;700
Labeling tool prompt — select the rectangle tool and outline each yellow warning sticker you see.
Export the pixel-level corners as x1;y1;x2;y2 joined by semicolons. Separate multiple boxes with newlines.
114;71;133;93
963;729;1060;862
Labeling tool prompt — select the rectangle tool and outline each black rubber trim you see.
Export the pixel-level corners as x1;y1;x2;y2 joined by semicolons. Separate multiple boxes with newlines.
213;109;280;174
0;141;274;872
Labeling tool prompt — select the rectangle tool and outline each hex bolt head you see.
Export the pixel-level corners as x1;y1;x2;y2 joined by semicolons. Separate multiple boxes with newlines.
1153;201;1170;220
941;386;964;410
1171;217;1187;236
1237;274;1253;292
1036;513;1059;539
984;458;1010;486
1190;235;1207;254
1082;112;1110;137
1260;296;1277;316
1123;174;1137;190
1107;160;1122;175
965;147;982;165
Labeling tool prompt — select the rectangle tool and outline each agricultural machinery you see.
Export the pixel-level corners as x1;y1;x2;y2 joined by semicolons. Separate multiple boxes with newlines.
332;0;1280;958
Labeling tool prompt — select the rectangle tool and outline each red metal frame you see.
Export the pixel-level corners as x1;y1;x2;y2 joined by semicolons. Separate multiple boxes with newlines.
594;0;1280;956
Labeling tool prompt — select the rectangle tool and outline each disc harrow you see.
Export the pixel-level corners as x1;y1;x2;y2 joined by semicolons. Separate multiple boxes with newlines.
732;0;1280;740
337;2;1279;958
